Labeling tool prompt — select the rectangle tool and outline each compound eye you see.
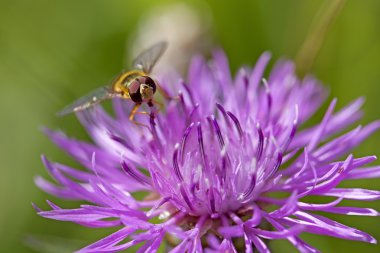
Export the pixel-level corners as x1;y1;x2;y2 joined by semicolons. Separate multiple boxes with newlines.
128;79;143;103
129;79;141;94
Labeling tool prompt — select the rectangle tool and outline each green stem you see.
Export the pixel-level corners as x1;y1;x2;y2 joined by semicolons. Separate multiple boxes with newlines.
296;0;346;77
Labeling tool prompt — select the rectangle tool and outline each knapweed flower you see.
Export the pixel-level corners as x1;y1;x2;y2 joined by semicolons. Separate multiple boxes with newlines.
35;51;380;252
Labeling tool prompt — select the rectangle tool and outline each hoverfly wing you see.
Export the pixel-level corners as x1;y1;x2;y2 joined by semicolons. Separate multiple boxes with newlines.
57;86;115;116
132;41;168;73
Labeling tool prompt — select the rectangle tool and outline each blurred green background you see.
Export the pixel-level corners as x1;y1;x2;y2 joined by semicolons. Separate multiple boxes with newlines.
1;0;380;252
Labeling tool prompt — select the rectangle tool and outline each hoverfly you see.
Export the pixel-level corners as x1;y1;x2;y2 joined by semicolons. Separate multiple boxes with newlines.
57;41;168;121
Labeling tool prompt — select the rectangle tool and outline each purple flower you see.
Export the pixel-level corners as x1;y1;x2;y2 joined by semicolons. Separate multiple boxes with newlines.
35;51;380;252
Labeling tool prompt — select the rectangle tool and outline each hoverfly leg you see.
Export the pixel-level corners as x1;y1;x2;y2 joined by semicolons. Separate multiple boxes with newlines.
155;83;181;102
136;103;153;116
131;120;150;130
156;82;172;101
136;111;150;115
148;99;164;114
129;104;141;121
129;103;150;129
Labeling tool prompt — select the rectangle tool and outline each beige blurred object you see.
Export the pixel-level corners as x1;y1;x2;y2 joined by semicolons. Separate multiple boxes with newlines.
129;3;212;74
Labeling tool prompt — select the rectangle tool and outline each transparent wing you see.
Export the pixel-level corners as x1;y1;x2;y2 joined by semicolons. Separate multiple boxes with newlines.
57;86;114;116
132;41;168;73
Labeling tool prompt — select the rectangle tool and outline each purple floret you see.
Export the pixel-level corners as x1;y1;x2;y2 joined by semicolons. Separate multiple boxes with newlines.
35;50;380;252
